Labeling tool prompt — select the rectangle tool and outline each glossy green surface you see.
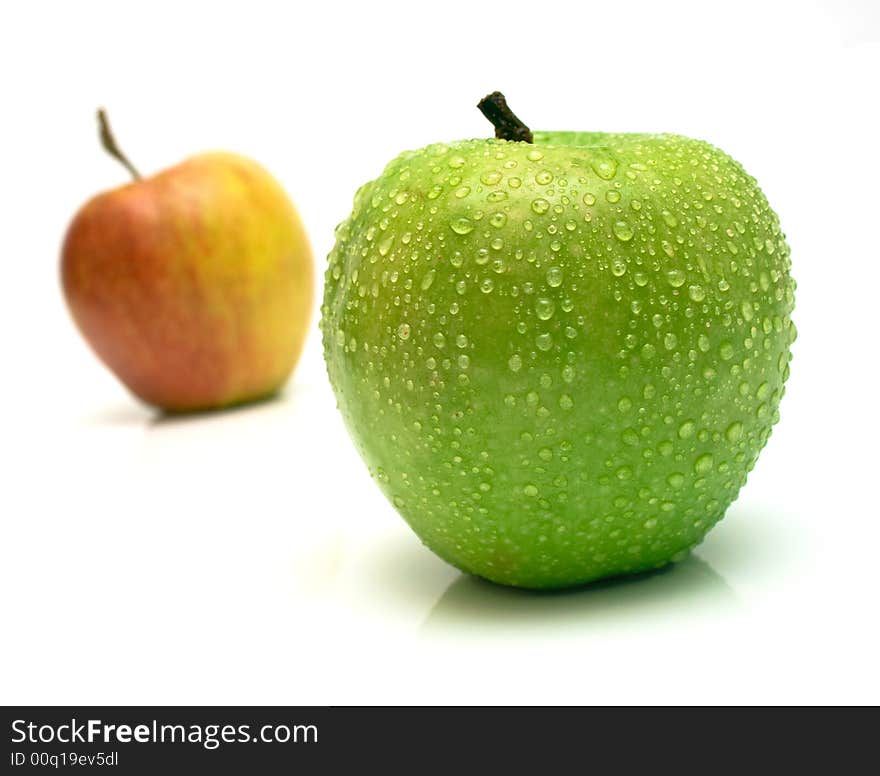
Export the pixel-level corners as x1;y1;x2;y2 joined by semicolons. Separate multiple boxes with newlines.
322;131;796;588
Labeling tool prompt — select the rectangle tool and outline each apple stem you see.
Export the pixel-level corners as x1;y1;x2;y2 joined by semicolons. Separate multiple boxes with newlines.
97;108;142;181
477;92;533;143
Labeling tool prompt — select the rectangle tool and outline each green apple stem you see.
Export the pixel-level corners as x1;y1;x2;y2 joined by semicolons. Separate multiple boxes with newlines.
97;108;142;181
477;92;533;143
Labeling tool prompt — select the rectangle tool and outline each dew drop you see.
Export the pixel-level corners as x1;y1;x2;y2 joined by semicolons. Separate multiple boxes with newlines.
666;269;686;287
546;266;564;287
378;235;394;256
451;217;474;235
592;158;618;180
694;453;714;474
725;421;743;442
535;298;555;320
613;221;634;241
688;284;705;302
667;472;685;489
661;210;678;228
622;428;640;446
531;198;550;215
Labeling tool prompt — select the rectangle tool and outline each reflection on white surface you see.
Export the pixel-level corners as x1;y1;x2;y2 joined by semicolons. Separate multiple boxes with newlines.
423;555;737;636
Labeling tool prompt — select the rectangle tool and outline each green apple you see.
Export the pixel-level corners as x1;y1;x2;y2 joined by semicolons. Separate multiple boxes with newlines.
322;92;796;589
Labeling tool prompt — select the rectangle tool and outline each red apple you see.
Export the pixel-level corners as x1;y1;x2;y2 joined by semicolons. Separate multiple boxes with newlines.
62;110;313;412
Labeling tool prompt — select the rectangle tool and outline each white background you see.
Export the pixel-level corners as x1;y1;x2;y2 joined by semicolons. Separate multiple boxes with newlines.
1;1;878;704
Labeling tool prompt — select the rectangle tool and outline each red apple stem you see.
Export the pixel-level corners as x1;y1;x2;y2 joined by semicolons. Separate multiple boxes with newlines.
97;108;142;181
477;92;533;143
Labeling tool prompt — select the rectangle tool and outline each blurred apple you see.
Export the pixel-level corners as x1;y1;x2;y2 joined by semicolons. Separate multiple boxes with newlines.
62;110;313;412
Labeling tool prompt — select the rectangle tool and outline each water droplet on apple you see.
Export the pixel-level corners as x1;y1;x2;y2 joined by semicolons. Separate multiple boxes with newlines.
451;217;474;235
613;221;634;241
667;472;685;488
535;298;555;320
535;333;553;351
531;198;550;215
694;453;714;474
725;421;743;442
378;235;394;256
592;158;617;180
666;269;686;287
689;284;705;301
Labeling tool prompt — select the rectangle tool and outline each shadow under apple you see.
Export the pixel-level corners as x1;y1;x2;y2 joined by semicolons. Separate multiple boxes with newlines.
422;553;738;636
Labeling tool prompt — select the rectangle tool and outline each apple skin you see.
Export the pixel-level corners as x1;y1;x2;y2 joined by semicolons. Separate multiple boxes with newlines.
323;131;796;589
62;152;313;412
